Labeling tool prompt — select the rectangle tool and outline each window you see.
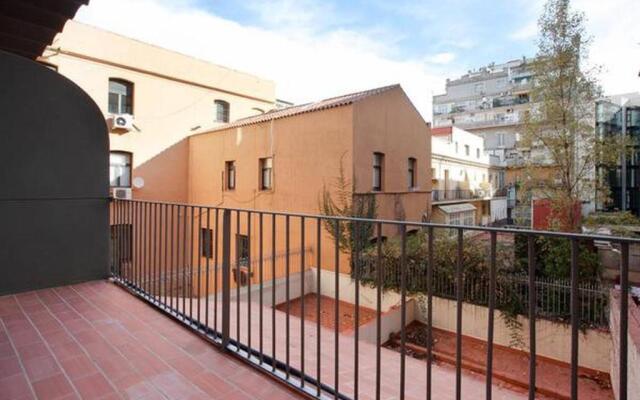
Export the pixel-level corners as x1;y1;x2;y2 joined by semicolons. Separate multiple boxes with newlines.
108;79;133;114
497;133;505;147
109;151;132;188
448;211;475;226
260;157;273;190
464;145;470;156
407;157;417;189
373;152;384;191
200;228;213;258
474;83;485;94
225;161;236;190
476;148;480;158
215;100;230;123
455;142;459;153
236;234;249;266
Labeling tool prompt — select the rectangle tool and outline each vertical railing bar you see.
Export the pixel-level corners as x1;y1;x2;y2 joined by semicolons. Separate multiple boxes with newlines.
455;228;463;400
334;221;340;399
570;239;579;400
259;212;264;364
182;205;187;315
528;234;536;400
214;208;219;333
115;200;120;279
486;231;497;400
236;211;241;345
620;241;629;400
197;206;202;326
164;203;169;307
375;222;382;400
154;202;158;302
272;214;277;371
189;205;195;321
354;221;360;400
205;208;210;329
169;204;174;310
285;214;291;379
400;224;407;400
300;216;306;388
426;226;434;400
146;202;151;297
247;211;252;352
221;209;231;348
316;217;322;397
137;201;142;292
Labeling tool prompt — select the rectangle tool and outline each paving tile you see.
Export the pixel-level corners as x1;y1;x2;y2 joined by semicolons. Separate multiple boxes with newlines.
16;342;51;361
23;355;60;382
0;371;33;400
31;373;75;400
71;372;116;399
59;355;99;380
0;356;22;379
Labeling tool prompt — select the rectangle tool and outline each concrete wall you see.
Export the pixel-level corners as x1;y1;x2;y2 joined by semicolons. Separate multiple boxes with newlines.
46;21;276;201
413;296;611;373
310;269;611;372
610;291;640;400
0;50;109;294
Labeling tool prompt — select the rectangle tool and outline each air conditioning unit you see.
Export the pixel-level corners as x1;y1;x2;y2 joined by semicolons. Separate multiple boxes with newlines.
111;187;132;200
109;114;134;132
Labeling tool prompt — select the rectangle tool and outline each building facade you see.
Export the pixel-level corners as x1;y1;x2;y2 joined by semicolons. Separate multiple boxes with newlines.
596;93;640;215
186;84;431;277
432;58;534;167
430;126;507;226
40;21;276;201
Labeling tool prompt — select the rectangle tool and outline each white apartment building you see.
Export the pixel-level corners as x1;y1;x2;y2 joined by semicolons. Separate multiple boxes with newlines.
430;126;507;226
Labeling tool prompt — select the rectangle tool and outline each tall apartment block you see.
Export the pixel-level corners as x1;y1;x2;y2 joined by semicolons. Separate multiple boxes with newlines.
596;93;640;215
432;58;534;170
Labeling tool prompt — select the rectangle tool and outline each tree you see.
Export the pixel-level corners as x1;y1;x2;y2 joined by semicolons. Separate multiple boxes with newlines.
520;0;627;231
319;152;376;257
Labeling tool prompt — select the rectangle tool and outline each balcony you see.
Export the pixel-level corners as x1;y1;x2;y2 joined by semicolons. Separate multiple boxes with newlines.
1;198;637;400
432;189;492;203
99;199;639;400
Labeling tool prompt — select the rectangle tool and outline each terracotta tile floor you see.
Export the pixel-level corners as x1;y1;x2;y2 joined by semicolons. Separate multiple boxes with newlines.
0;281;300;400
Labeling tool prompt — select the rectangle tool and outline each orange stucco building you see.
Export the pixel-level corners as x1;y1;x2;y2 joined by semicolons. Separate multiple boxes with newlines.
182;84;432;283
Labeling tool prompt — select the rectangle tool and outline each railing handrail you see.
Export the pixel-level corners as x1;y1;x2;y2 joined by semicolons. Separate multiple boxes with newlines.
111;198;640;244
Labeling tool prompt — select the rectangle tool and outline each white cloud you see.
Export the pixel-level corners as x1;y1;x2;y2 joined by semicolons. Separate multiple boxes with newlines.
509;21;538;41
426;52;456;65
74;0;454;121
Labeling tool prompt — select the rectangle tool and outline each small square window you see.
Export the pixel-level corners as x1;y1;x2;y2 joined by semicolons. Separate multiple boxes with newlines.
200;228;213;258
373;152;384;191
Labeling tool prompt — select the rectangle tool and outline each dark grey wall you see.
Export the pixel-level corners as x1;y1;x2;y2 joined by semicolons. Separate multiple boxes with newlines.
0;50;109;295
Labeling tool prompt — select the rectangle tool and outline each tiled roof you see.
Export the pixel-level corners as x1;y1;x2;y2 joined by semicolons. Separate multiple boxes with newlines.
431;126;453;136
200;84;401;133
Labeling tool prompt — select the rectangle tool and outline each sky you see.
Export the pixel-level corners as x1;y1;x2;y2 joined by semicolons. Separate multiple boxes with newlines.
74;0;640;121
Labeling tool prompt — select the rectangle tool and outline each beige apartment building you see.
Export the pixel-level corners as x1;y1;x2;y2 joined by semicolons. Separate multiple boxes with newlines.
40;21;276;201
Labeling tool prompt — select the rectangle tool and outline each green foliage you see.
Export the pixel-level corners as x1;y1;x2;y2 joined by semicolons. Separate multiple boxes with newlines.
319;152;376;255
584;211;640;226
519;0;629;231
514;234;602;281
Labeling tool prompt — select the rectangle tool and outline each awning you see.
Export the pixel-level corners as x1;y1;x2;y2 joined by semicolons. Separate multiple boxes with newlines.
438;203;476;214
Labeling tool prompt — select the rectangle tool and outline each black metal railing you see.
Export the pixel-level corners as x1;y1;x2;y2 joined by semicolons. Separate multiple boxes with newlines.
432;189;479;202
109;198;636;400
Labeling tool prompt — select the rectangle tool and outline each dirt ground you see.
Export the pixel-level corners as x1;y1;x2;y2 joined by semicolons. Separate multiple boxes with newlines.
275;293;377;333
385;321;614;400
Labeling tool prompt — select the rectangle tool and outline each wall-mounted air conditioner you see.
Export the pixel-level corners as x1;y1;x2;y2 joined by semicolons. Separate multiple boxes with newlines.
111;187;132;200
108;114;134;133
